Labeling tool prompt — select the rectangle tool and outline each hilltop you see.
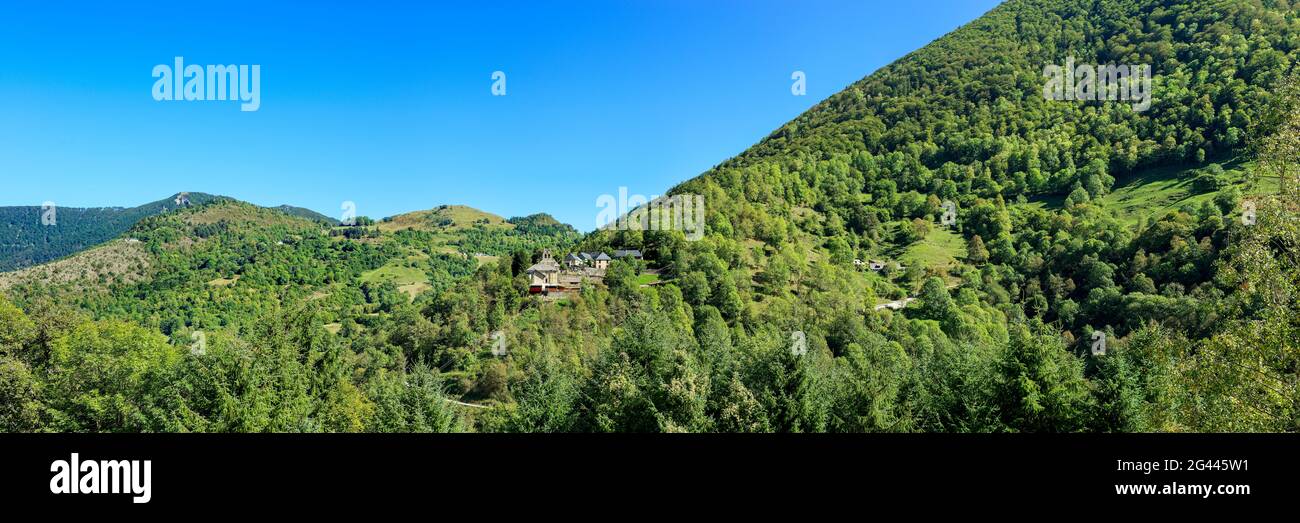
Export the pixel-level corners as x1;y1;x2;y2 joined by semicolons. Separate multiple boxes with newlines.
378;205;513;233
271;205;337;225
362;205;579;298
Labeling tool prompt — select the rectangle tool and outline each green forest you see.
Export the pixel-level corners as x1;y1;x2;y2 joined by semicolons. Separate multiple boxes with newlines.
2;0;1299;433
0;192;224;272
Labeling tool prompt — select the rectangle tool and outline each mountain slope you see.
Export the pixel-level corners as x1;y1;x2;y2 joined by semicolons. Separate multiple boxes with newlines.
567;0;1300;432
0;192;222;272
671;0;1290;247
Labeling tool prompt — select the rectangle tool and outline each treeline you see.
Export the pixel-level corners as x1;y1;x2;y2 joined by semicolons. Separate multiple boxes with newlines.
0;295;460;432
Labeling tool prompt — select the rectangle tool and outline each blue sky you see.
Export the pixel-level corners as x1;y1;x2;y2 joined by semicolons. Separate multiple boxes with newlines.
0;0;1000;230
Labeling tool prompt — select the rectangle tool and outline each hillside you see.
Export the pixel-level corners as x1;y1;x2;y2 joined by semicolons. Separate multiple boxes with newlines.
2;197;579;307
0;238;152;292
1;201;332;293
0;192;222;272
672;0;1289;245
0;193;347;273
562;0;1300;432
373;204;578;258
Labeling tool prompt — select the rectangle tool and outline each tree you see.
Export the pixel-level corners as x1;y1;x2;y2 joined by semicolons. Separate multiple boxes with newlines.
1186;197;1300;431
45;320;180;432
992;322;1092;432
604;260;639;301
914;277;955;323
1256;71;1300;197
482;353;575;433
712;373;770;432
368;364;462;433
0;296;35;352
711;276;744;321
0;357;41;431
966;235;989;265
1066;185;1091;206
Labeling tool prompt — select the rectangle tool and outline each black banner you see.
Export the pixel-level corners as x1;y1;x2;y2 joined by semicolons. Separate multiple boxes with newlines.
0;434;1291;513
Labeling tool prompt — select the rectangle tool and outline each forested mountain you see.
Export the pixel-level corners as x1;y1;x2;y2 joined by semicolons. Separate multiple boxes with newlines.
0;193;338;272
1;0;1298;433
561;0;1300;432
0;192;222;272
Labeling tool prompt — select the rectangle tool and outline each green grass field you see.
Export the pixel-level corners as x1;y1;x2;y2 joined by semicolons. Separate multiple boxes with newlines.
360;263;430;299
899;227;964;270
1019;159;1278;227
636;273;662;286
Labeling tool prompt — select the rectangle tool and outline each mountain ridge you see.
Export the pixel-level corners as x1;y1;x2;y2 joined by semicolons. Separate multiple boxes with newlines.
1;192;579;273
0;192;222;272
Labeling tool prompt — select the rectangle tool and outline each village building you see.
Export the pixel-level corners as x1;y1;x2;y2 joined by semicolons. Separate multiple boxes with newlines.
575;252;612;270
526;251;562;293
529;249;612;296
853;258;889;271
528;248;645;296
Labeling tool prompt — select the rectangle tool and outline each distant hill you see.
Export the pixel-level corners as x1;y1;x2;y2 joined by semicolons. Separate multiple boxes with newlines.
0;194;350;272
0;192;223;272
1;200;350;296
507;213;578;236
1;198;581;293
0;198;580;326
271;205;338;225
368;205;580;263
379;204;512;233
